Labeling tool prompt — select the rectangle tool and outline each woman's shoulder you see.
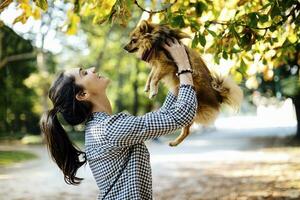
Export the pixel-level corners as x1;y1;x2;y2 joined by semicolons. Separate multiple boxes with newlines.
85;112;132;136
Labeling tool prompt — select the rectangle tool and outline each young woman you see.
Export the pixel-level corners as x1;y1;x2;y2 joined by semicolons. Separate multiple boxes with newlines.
40;39;198;200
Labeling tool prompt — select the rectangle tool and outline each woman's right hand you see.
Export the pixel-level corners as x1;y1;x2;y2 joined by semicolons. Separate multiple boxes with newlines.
162;38;191;71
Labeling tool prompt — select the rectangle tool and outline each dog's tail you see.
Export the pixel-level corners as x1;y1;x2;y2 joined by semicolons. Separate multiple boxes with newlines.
211;72;244;111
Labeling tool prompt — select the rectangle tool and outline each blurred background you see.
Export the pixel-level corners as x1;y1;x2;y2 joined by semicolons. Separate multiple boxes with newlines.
0;0;299;199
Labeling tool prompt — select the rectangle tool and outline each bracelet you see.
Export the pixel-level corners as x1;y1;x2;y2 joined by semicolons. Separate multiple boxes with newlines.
176;69;193;77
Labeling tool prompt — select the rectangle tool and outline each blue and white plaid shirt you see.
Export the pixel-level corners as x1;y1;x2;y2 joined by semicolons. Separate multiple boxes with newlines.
85;84;198;200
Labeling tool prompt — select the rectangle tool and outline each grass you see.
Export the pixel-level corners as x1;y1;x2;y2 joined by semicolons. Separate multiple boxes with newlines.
0;150;37;166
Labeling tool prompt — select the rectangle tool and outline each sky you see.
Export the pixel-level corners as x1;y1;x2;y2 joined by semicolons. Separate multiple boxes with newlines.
0;2;88;55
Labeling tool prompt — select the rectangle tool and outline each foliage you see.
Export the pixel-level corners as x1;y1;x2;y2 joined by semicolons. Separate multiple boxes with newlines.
0;26;40;135
1;0;299;98
1;0;300;137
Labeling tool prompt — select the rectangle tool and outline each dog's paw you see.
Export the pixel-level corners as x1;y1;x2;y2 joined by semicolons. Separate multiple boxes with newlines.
149;91;157;99
144;85;150;92
169;141;179;147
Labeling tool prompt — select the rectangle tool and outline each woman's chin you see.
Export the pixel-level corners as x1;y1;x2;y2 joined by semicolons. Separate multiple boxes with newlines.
104;77;111;86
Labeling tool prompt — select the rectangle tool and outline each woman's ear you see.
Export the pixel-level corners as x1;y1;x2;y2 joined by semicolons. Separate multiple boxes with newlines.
75;90;89;101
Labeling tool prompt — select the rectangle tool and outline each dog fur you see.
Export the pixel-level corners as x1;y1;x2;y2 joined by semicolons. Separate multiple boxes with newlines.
124;20;243;146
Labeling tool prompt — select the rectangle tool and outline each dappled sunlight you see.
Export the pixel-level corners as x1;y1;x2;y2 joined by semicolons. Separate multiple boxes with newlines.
153;147;300;200
151;149;291;163
0;174;13;180
1;0;299;199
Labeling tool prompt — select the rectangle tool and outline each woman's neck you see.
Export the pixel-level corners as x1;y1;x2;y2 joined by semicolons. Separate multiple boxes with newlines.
91;94;112;115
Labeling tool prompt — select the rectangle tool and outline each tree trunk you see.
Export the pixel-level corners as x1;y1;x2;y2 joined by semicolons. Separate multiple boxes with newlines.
0;30;8;133
36;49;49;114
115;55;125;112
292;95;300;139
133;60;140;115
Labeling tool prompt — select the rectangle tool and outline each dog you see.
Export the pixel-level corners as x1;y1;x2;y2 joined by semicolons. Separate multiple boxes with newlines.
124;20;243;147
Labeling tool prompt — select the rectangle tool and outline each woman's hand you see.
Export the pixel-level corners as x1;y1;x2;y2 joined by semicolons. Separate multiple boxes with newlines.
163;38;194;87
162;38;191;71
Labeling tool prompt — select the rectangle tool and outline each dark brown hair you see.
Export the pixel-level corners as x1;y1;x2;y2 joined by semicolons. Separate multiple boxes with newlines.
40;72;92;185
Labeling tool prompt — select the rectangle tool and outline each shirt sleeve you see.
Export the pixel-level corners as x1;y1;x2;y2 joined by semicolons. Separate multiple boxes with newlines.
160;91;177;111
143;90;178;117
105;84;198;147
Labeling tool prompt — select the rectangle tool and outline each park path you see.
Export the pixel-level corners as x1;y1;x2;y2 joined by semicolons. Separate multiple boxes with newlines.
0;125;298;200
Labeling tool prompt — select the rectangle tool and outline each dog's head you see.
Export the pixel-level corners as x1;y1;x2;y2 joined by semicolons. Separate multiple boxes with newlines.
124;20;190;62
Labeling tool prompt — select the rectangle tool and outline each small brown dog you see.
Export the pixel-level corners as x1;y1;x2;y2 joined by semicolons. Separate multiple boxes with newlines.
124;20;243;147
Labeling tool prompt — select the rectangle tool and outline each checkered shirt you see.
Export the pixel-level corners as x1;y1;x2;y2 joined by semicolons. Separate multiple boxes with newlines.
84;84;197;200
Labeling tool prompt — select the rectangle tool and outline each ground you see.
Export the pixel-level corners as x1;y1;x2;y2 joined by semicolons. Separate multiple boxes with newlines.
0;126;299;200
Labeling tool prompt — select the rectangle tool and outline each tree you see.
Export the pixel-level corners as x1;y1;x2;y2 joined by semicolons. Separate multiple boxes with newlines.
0;25;40;135
1;0;299;136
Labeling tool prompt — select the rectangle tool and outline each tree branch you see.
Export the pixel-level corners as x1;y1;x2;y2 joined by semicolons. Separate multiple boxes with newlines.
134;0;177;14
0;52;36;69
207;2;300;30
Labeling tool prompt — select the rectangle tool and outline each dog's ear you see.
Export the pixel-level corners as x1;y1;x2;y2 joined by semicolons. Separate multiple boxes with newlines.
177;31;191;39
172;29;191;39
139;20;153;33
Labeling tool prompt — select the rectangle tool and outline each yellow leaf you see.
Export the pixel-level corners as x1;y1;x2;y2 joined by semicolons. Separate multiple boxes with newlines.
66;24;77;35
288;33;297;43
19;3;32;16
32;8;41;19
13;12;28;24
92;0;117;24
65;10;80;35
34;0;48;11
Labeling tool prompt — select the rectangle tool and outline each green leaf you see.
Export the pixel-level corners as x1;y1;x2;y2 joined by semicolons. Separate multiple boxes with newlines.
240;32;252;50
237;58;247;75
198;34;206;47
259;14;269;23
195;1;207;17
231;48;241;53
191;33;199;48
34;0;48;11
262;58;267;65
269;25;276;32
206;29;217;37
270;5;281;19
261;2;272;10
222;50;228;59
74;0;80;13
171;15;185;28
214;53;220;64
229;25;240;40
248;12;258;27
190;20;200;32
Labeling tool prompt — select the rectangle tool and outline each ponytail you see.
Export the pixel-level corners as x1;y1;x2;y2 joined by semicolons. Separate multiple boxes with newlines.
40;72;92;185
40;108;86;185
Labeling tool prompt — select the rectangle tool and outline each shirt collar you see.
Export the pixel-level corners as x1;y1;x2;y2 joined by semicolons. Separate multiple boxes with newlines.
86;111;111;123
92;111;111;118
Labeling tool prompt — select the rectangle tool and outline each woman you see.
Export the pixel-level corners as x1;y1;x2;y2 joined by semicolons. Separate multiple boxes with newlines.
40;39;198;200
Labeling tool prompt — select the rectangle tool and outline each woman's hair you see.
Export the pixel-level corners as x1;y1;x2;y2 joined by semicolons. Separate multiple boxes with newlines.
40;72;92;185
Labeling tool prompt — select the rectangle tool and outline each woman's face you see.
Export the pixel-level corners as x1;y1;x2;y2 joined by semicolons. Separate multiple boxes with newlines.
65;67;110;98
